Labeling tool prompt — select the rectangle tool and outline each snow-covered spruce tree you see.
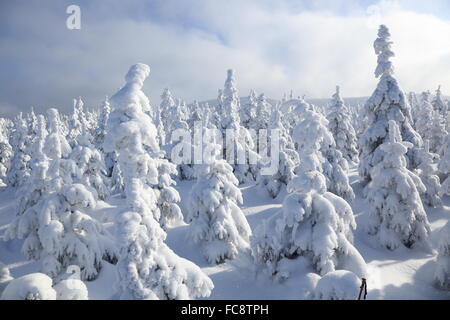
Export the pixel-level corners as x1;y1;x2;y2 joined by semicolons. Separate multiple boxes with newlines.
416;141;442;208
168;118;195;181
67;97;85;147
251;93;271;131
70;118;109;200
160;88;176;136
0;130;12;184
293;99;354;202
366;120;431;250
220;69;240;130
408;92;420;129
257;105;298;198
104;63;212;299
435;220;450;290
7;113;32;188
240;89;257;129
5;111;117;280
359;25;422;185
218;69;259;184
327;86;359;164
429;109;448;155
251;116;367;280
186;130;251;264
93;96;111;150
432;85;447;119
439;131;450;173
416;92;434;141
187;100;203;128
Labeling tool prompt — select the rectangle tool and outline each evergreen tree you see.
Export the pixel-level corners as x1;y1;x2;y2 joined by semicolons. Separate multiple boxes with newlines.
366;121;431;250
7;113;32;188
359;25;422;185
435;220;450;290
416;140;442;208
187;130;251;264
327;86;359;164
240;90;257;129
103;63;212;300
251;108;366;280
432;85;447;118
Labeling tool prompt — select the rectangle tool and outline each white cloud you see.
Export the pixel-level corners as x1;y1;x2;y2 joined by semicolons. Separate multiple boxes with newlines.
0;0;450;117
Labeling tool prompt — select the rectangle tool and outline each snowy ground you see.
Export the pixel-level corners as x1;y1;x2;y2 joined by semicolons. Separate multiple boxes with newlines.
1;165;450;300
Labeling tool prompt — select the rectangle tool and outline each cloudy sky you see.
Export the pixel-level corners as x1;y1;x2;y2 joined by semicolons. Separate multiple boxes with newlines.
1;0;450;117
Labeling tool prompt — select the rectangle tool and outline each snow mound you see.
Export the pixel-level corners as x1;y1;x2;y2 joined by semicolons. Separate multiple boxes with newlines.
314;270;361;300
1;273;56;300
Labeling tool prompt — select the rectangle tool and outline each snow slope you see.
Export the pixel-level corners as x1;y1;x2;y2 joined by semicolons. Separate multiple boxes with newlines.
1;165;450;300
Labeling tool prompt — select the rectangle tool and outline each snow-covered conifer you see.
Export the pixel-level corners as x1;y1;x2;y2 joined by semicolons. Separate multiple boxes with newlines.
251;93;271;131
187;130;251;264
7;113;32;188
257;106;298;198
416;141;442;208
359;25;422;185
67;97;85;147
220;69;240;129
104;63;212;300
432;85;447;118
429;109;448;155
70;119;109;200
327;86;359;164
251;112;366;279
93;96;111;150
240;90;257;129
366;120;431;250
293;99;354;201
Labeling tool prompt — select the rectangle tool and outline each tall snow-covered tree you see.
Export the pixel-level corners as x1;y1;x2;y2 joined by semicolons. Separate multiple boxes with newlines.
251;93;271;131
416;141;442;208
159;88;176;141
93;96;111;150
240;89;257;129
7;113;32;188
251;110;367;280
218;69;259;184
257;105;298;198
432;85;447;118
416;92;434;141
366;120;431;250
359;25;422;185
70;119;109;200
327;86;359;164
186;130;251;264
293;99;354;202
67;97;86;147
429;109;448;155
103;63;212;300
220;69;240;130
0;122;12;185
408;91;420;129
